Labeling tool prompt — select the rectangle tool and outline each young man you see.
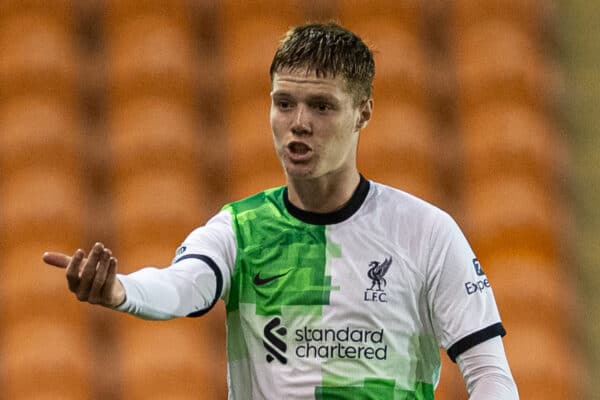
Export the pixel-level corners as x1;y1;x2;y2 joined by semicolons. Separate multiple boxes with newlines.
44;23;519;399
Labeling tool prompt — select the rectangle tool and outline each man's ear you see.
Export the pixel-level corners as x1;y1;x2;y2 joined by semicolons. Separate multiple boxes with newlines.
356;98;374;130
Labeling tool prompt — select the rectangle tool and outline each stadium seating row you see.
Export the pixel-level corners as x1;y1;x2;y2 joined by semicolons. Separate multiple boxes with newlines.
0;3;92;398
0;0;582;399
449;2;583;399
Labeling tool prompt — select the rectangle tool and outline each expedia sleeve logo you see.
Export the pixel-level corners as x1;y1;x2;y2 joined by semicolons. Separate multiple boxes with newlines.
473;258;485;276
464;258;491;295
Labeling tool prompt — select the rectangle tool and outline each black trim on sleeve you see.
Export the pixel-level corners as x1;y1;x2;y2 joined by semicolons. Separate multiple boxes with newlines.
283;174;370;225
174;254;223;318
447;322;506;363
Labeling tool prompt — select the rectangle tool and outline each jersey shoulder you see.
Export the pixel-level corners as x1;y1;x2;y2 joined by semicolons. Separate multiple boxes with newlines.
223;186;286;216
367;181;451;225
364;181;460;263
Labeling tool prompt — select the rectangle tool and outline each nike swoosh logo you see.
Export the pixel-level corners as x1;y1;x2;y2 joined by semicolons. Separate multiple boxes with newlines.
253;271;290;286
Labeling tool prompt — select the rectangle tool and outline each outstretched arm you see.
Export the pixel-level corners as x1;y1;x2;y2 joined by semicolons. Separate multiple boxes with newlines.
43;242;126;308
43;211;234;320
44;242;225;320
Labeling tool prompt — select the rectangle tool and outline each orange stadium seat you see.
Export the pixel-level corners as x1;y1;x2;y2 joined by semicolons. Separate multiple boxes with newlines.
221;1;305;89
117;240;187;274
108;96;202;177
0;168;84;248
0;94;81;174
338;0;430;106
111;170;207;252
435;350;468;399
339;19;430;107
230;169;286;201
451;21;560;113
461;176;567;264
1;241;88;326
358;100;439;203
337;0;425;38
195;120;231;208
225;94;282;197
222;0;303;33
1;318;92;399
485;256;577;333
503;321;584;399
0;11;76;98
105;12;197;104
105;0;189;22
458;103;569;189
4;395;87;400
117;318;227;400
223;0;304;15
0;0;72;20
451;0;557;38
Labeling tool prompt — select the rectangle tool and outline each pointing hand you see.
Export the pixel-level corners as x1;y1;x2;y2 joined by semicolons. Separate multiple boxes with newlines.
43;242;125;308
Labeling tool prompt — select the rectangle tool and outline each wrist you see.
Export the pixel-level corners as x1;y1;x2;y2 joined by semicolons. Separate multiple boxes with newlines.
107;279;126;308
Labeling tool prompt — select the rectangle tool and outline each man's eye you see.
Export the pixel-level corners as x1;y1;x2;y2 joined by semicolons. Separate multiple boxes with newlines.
316;103;331;112
278;100;291;109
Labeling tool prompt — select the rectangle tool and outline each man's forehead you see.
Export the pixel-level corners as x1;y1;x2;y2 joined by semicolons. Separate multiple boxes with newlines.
271;68;348;95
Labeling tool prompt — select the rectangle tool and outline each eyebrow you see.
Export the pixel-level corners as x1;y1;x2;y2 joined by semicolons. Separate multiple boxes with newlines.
271;91;340;104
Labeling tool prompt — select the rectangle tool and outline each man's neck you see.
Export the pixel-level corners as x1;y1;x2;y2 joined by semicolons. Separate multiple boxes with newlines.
286;169;361;213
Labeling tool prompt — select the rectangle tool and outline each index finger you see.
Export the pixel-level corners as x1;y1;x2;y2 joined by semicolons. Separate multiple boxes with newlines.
42;252;72;269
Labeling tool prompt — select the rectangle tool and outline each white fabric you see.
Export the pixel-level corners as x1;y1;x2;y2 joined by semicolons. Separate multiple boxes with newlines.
116;258;217;319
457;337;519;399
365;183;502;352
112;181;511;399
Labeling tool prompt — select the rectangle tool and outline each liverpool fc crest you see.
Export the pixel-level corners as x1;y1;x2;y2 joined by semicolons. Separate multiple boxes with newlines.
364;257;392;302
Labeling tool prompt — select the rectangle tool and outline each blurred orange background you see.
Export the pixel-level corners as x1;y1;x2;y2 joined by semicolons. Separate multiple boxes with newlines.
0;1;597;399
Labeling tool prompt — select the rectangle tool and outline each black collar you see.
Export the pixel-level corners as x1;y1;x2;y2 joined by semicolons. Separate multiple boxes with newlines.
283;175;370;225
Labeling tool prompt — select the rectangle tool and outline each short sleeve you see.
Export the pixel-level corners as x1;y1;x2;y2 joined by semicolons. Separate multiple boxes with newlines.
172;209;236;303
426;212;506;362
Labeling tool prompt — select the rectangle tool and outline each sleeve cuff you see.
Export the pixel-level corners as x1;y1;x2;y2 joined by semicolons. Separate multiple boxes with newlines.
173;254;223;318
447;322;507;362
113;274;134;312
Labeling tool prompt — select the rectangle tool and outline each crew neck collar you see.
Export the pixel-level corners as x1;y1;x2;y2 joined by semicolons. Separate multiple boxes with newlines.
283;175;370;225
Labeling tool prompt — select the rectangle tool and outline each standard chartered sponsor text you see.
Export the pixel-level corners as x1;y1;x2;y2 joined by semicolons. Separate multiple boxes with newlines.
294;326;388;360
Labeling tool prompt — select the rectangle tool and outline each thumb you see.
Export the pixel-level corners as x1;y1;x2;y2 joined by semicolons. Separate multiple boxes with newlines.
42;252;72;269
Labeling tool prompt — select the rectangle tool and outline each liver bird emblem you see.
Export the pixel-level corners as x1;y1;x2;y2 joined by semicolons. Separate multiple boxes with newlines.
367;257;392;291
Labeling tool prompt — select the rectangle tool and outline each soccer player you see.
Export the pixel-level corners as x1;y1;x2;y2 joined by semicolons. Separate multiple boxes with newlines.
44;23;519;399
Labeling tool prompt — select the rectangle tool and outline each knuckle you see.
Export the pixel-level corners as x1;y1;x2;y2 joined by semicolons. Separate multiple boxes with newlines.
66;270;79;281
93;271;106;285
91;281;104;292
81;270;96;283
81;267;96;280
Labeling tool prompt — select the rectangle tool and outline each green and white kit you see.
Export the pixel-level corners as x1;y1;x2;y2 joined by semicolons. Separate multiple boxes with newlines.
117;177;506;399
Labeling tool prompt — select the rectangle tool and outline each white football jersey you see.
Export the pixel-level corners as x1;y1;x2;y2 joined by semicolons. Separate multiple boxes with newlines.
118;177;505;400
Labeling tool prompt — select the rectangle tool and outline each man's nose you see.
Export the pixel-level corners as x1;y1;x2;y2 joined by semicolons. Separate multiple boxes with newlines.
291;105;311;136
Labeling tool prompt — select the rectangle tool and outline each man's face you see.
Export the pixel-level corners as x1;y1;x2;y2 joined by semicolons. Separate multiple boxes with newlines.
270;68;370;180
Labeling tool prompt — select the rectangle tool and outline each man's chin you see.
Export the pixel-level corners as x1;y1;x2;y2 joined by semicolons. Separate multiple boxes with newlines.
284;164;314;179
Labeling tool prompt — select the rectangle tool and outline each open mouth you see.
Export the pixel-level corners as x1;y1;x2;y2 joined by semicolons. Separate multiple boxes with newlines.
288;142;311;155
286;141;312;161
